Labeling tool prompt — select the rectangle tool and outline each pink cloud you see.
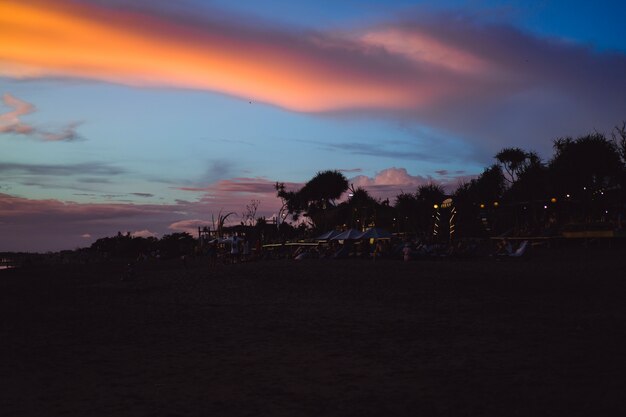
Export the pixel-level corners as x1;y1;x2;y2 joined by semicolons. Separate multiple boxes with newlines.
0;192;178;251
349;167;476;199
0;93;82;141
131;229;159;238
0;93;36;134
349;168;432;199
177;177;302;222
167;219;213;235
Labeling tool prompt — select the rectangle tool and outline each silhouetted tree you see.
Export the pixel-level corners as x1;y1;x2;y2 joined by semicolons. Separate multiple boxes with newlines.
550;133;622;193
276;170;349;230
342;187;380;230
241;199;260;226
90;233;157;258
505;152;548;200
550;133;624;222
411;184;446;237
394;192;419;234
495;147;529;184
158;232;196;258
212;210;236;237
612;122;626;165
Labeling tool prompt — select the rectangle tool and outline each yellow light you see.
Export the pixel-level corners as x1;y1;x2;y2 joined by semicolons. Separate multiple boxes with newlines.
550;197;557;203
480;203;485;209
433;204;439;209
493;201;499;207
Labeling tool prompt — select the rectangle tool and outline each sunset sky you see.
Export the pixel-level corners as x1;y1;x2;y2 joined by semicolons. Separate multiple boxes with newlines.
2;0;626;251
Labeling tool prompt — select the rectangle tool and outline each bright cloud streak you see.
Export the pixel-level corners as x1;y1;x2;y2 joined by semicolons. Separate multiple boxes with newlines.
2;0;625;147
0;0;420;112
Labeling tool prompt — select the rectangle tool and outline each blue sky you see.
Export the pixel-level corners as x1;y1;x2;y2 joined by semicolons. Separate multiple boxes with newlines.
1;0;625;251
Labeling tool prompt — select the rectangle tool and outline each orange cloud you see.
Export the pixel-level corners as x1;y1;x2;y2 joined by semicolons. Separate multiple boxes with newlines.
3;1;625;152
0;0;422;112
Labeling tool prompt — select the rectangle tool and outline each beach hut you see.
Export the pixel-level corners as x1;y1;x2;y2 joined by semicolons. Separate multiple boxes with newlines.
358;227;392;240
331;229;363;241
315;230;341;240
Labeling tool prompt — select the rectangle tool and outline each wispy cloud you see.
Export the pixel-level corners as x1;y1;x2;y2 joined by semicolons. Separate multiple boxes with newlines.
177;177;299;195
0;191;177;251
0;93;83;141
337;168;363;174
0;162;125;176
322;141;447;162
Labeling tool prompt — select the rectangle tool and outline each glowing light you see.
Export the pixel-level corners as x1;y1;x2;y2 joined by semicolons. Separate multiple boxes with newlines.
480;203;485;209
550;197;557;203
493;201;499;207
441;198;453;208
433;204;439;209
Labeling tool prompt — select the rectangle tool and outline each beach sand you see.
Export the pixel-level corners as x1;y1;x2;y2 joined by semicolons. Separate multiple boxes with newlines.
1;247;625;416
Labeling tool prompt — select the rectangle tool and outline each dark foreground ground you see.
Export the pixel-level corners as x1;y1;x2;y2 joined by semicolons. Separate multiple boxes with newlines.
1;245;626;416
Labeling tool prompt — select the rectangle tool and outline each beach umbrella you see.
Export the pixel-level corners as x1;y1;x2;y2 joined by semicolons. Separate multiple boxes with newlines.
358;227;392;240
315;230;341;240
331;229;362;240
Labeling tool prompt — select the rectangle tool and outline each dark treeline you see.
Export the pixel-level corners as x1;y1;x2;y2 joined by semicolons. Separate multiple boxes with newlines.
5;127;624;262
277;126;626;239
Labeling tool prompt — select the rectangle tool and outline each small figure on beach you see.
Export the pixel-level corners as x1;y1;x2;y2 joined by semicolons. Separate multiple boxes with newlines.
207;240;218;267
373;240;384;261
242;237;251;261
121;262;135;281
230;235;240;263
402;243;411;262
495;238;513;256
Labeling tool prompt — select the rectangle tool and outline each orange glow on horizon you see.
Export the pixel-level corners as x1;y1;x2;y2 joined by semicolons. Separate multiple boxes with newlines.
0;0;422;112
